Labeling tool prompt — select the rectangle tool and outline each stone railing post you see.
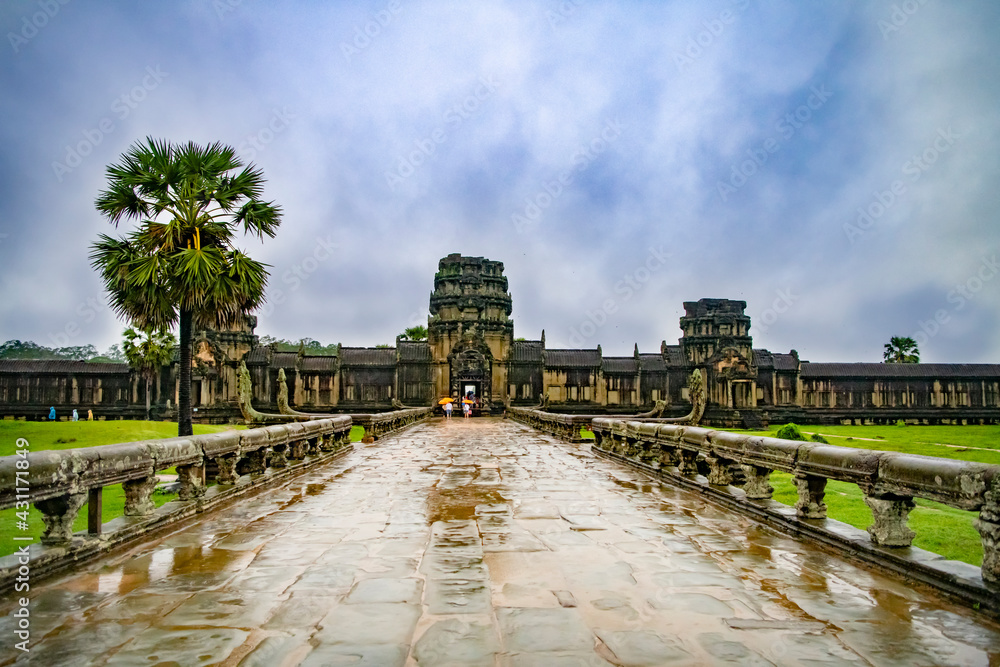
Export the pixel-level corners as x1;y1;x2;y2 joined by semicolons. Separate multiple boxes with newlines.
176;464;206;500
288;439;307;461
975;483;1000;589
123;476;158;515
794;474;827;519
705;455;734;486
269;444;289;468
638;441;660;466
741;465;774;499
658;445;678;468
36;492;88;544
677;450;700;476
240;449;267;475
214;455;239;485
317;433;334;452
864;493;916;547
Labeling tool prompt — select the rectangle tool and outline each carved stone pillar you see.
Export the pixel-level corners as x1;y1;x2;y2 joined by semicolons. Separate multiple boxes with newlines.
123;476;158;516
269;444;289;468
975;485;1000;589
794;474;827;518
240;449;267;475
638;442;659;465
741;465;774;499
305;437;320;455
706;456;734;486
865;494;916;547
288;440;307;460
214;455;239;485
176;464;206;500
36;492;88;544
678;450;700;476
658;446;678;468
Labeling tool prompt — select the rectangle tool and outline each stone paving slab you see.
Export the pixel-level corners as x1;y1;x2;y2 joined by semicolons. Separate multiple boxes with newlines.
5;417;1000;666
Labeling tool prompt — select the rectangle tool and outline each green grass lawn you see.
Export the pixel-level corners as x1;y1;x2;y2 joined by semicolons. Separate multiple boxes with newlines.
350;425;364;442
581;421;992;566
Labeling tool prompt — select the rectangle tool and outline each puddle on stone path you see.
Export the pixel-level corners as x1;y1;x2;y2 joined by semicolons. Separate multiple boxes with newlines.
425;481;508;523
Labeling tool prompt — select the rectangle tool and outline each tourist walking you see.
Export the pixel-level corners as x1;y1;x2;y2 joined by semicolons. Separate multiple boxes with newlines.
463;401;470;419
48;406;56;421
72;409;78;421
444;401;453;419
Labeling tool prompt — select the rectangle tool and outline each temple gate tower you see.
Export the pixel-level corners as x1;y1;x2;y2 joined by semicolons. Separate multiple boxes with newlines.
679;299;758;409
427;254;513;413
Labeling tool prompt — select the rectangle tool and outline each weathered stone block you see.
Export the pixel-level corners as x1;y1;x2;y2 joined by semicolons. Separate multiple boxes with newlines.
123;476;158;516
864;494;915;547
741;465;774;499
176;464;206;500
214;455;239;485
36;492;88;544
794;473;827;519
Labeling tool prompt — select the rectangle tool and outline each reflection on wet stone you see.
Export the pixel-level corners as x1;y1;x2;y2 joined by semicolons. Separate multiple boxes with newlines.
8;417;1000;665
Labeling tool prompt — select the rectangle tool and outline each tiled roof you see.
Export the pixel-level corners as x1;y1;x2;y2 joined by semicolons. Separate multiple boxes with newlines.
754;349;774;369
639;354;667;372
773;353;799;371
603;357;638;374
300;356;338;372
511;341;543;363
663;345;687;366
0;360;130;374
341;347;397;367
398;341;431;362
272;352;299;369
545;349;601;368
800;363;1000;378
245;347;270;364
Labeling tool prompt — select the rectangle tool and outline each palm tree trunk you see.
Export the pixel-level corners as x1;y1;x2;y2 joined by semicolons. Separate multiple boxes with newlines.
145;376;152;421
178;308;193;437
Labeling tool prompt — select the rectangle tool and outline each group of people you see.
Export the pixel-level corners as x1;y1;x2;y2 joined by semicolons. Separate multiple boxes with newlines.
47;407;93;421
442;391;478;419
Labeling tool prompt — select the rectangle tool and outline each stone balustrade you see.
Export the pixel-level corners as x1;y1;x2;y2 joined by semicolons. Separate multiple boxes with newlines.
0;409;425;591
507;407;592;442
589;418;1000;601
350;407;434;442
512;409;1000;615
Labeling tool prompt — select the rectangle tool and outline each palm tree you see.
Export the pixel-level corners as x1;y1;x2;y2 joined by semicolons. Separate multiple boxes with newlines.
123;326;176;420
91;138;281;436
883;336;920;363
400;325;428;341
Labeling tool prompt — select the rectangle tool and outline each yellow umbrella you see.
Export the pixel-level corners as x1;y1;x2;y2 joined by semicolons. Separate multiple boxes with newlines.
438;397;455;404
462;399;474;404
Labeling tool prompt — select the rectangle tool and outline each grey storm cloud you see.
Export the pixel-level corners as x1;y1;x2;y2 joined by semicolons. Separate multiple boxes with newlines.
1;0;999;363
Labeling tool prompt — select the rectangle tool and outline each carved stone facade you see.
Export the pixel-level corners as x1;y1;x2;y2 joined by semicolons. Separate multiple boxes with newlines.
3;254;1000;425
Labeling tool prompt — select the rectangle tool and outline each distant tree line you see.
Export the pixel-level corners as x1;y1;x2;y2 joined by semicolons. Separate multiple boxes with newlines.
0;339;126;363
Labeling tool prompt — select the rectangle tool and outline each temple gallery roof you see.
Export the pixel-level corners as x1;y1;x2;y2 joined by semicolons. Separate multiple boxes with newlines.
511;340;543;363
340;347;397;367
0;360;129;374
398;341;432;362
800;363;1000;378
545;349;601;368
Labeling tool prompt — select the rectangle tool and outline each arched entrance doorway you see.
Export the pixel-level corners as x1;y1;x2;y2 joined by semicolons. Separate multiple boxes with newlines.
449;344;492;415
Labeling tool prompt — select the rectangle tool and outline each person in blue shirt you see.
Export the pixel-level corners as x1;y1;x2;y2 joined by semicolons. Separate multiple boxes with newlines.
48;406;56;421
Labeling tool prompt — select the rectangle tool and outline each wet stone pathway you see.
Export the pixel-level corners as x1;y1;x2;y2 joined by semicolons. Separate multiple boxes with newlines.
5;418;1000;666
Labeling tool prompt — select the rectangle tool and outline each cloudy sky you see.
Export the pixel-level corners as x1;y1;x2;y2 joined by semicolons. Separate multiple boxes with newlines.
1;0;998;363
